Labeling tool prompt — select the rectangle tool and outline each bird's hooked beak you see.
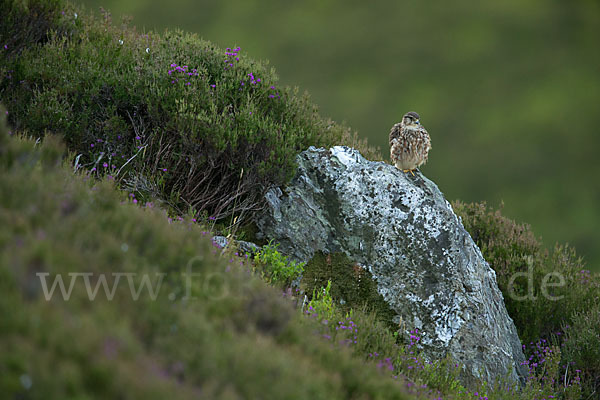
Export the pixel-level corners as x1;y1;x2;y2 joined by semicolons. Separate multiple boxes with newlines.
415;119;420;125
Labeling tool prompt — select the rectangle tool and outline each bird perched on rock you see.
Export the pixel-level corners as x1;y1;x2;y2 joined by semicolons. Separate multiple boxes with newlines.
389;111;431;175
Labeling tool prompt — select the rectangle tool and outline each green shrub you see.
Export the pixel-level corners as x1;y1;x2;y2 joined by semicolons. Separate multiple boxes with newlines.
560;305;600;398
454;200;600;396
0;0;380;227
0;0;81;59
453;202;592;338
253;240;305;286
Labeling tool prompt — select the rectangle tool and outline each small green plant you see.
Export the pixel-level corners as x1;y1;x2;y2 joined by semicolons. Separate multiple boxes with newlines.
301;251;397;329
306;280;336;322
253;240;305;285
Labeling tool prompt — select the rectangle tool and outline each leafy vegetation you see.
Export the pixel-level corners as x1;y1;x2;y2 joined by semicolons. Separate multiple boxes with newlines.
0;0;378;228
253;240;305;286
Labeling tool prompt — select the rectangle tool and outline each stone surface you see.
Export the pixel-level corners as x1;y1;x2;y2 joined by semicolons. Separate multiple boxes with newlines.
256;146;527;386
212;236;261;257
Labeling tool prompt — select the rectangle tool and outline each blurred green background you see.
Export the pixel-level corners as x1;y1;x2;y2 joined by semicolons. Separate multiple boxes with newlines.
76;0;600;272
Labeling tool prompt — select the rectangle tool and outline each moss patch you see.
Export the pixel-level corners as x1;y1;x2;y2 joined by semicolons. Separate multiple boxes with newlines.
301;251;396;329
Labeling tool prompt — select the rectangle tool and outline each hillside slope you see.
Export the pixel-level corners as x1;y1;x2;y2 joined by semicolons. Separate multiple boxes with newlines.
0;113;410;399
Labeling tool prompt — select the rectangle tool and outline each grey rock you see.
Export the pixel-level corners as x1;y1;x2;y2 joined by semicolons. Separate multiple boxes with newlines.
256;146;527;386
212;236;261;257
238;240;261;257
212;235;229;249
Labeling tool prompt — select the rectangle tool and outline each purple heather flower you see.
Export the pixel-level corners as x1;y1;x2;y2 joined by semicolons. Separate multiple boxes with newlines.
135;135;141;140
103;162;108;168
90;143;95;148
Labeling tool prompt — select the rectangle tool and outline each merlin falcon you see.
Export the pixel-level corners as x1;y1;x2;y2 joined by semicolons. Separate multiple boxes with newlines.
389;111;431;175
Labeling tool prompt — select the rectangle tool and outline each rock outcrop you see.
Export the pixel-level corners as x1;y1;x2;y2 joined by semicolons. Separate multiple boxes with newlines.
256;146;527;386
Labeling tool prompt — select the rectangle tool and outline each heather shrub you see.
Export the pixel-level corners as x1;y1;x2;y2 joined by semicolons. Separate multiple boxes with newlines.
560;305;600;397
454;200;600;396
0;0;380;227
453;202;592;338
0;0;81;58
